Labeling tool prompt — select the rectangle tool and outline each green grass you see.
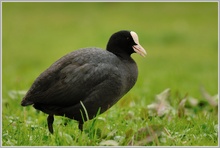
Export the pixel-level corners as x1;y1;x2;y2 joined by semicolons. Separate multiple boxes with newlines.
2;2;218;146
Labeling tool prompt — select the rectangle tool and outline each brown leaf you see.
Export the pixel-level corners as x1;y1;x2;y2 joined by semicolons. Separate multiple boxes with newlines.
178;97;187;118
128;125;164;146
188;97;199;107
200;87;218;107
99;140;119;146
147;88;172;117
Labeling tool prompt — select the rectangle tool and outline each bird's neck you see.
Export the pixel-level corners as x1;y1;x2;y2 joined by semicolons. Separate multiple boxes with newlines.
107;48;133;60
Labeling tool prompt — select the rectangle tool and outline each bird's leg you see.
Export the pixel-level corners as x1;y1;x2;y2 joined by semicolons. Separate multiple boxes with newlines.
78;122;83;132
47;114;54;134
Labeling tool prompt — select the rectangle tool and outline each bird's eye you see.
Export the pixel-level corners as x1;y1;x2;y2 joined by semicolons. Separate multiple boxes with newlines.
126;37;130;40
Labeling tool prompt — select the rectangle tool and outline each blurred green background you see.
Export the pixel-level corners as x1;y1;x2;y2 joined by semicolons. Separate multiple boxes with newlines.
2;2;218;146
2;2;218;108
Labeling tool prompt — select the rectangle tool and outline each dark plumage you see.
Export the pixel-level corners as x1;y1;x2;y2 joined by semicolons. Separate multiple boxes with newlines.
21;30;146;134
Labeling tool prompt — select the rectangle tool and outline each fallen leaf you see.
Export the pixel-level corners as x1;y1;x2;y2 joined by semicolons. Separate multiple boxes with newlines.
188;97;199;107
178;97;187;118
99;140;119;146
155;88;171;101
128;125;164;146
147;88;172;117
200;87;218;107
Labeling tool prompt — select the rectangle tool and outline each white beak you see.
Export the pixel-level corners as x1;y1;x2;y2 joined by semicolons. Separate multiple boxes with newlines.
130;31;147;57
133;44;147;57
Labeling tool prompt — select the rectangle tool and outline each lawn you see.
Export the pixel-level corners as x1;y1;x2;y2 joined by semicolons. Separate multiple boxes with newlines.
2;2;218;146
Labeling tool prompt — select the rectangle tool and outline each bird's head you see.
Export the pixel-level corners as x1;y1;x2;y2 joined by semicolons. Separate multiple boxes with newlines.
106;30;147;58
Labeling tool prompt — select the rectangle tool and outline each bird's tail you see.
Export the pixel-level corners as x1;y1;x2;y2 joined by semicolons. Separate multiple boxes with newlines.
21;98;34;106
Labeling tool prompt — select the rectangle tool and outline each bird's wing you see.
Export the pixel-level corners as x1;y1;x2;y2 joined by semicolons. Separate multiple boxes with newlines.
22;49;121;107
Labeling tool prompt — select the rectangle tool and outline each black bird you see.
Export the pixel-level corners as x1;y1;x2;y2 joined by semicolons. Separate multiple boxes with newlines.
21;30;147;134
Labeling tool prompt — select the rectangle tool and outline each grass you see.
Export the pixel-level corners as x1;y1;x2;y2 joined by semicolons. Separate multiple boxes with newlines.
2;2;218;146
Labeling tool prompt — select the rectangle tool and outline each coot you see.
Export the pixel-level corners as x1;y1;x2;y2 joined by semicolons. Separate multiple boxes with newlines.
21;30;146;134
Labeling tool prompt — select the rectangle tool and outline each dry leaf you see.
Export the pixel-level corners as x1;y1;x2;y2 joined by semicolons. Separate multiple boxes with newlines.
188;97;199;107
200;87;218;107
147;88;172;117
178;97;187;118
99;140;119;146
128;125;164;146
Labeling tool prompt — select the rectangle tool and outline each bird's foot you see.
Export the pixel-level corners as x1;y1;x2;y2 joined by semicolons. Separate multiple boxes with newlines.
47;114;54;134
